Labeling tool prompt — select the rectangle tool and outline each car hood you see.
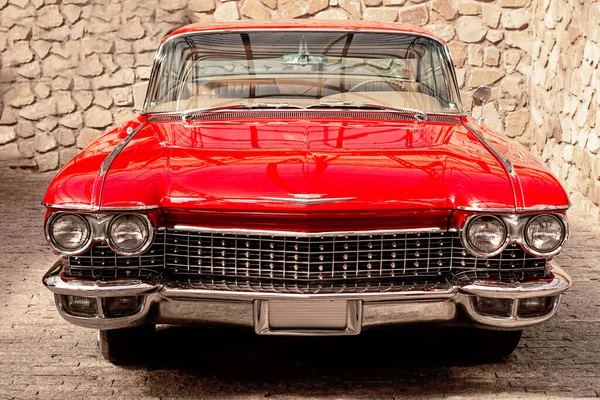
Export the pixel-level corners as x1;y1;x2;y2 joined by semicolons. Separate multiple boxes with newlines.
44;116;569;226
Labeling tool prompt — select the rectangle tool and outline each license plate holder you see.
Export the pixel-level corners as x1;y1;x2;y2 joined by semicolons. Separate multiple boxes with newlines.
254;299;362;335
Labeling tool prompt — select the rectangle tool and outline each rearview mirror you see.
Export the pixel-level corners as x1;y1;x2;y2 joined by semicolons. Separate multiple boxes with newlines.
281;53;328;65
281;35;327;66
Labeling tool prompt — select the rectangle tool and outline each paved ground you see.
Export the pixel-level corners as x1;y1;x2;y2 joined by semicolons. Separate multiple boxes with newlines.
1;168;599;400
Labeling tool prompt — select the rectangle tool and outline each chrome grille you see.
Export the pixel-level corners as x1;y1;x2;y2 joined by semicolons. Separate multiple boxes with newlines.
164;230;547;293
63;229;548;292
65;231;165;280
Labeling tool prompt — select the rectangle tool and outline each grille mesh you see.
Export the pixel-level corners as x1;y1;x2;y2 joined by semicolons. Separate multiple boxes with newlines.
64;229;547;293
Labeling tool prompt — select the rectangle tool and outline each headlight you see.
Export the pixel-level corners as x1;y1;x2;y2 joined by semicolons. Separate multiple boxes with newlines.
48;214;90;253
525;214;565;254
463;215;507;257
108;214;151;255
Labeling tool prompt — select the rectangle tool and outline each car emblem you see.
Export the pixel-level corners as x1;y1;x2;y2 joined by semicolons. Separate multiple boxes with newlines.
260;193;356;205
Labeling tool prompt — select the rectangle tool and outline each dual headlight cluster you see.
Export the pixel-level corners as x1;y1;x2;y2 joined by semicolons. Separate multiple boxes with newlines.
46;213;153;256
461;214;567;258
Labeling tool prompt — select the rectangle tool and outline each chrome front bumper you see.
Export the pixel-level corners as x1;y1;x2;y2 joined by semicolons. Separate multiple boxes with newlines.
43;260;571;334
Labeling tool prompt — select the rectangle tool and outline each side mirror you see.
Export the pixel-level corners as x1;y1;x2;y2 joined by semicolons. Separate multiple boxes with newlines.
472;86;492;125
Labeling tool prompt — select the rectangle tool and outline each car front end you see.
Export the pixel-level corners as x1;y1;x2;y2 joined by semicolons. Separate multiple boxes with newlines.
41;21;571;363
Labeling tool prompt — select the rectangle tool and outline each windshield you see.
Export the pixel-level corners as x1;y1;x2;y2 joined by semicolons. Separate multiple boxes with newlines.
144;31;463;114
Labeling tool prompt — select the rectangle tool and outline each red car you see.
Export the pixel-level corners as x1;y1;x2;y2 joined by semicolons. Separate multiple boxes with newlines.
42;20;571;363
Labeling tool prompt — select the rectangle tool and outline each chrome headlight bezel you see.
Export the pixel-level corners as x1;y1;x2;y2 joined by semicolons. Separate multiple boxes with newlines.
460;213;568;259
106;213;154;256
461;214;510;258
45;213;93;255
523;214;568;257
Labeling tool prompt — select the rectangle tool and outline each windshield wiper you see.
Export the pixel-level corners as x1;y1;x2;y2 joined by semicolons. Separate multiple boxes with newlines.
183;102;302;116
306;101;429;121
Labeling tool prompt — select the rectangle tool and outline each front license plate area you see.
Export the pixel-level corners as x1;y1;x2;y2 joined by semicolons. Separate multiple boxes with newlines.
254;300;362;335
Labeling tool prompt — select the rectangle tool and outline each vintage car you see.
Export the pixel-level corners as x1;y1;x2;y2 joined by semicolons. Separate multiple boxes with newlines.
42;20;571;363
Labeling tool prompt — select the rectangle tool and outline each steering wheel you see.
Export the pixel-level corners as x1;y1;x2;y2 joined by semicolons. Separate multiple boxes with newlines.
348;79;408;93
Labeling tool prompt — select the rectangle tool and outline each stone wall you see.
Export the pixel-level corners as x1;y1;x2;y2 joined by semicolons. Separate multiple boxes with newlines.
530;0;600;219
0;0;535;173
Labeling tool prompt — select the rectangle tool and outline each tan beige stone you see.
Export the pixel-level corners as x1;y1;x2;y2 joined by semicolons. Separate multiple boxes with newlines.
468;68;505;87
448;43;466;67
7;83;34;108
468;45;483;67
482;4;501;28
505;110;530;137
19;99;57;121
93;91;114;109
59;113;83;130
0;127;17;145
37;5;63;28
456;16;488;43
241;0;271;19
260;0;277;9
189;0;215;12
93;69;135;90
363;0;382;5
398;5;429;26
213;1;240;20
458;2;482;15
16;121;35;139
486;30;504;44
118;17;145;40
314;8;349;19
339;0;361;19
502;9;530;29
36;118;58;133
428;24;455;42
35;131;58;153
62;4;81;23
432;0;458;20
84;106;112;129
501;0;530;7
35;152;58;172
484;47;500;66
363;8;397;22
3;41;34;66
77;54;103;77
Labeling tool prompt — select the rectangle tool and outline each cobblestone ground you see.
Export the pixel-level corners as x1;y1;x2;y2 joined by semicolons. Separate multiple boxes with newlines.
1;168;599;400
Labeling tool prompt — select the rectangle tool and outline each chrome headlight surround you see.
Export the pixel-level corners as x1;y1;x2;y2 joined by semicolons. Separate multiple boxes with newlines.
45;212;155;256
45;213;93;256
461;214;509;258
522;214;568;257
106;214;154;256
460;213;568;259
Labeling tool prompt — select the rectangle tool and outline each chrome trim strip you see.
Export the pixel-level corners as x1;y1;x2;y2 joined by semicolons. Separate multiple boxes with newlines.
259;196;356;205
143;28;467;115
42;203;159;212
457;205;570;212
172;225;455;237
463;123;516;178
90;123;145;209
459;264;571;299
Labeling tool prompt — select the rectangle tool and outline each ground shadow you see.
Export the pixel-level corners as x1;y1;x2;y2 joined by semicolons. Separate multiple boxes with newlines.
131;325;509;397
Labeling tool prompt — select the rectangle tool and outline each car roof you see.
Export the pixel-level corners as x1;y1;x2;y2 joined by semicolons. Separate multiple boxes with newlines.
161;20;446;45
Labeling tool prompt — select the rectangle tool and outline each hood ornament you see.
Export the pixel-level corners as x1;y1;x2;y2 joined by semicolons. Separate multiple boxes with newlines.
261;193;356;205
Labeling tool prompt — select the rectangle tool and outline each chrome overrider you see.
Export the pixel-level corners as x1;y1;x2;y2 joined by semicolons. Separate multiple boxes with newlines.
43;259;571;335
